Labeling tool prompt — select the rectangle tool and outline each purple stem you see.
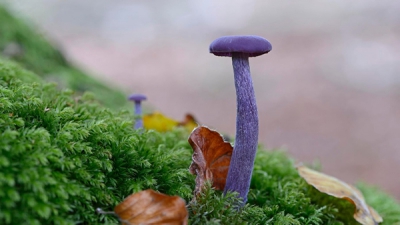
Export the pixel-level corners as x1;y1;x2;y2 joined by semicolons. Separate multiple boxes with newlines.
134;101;143;129
224;54;258;205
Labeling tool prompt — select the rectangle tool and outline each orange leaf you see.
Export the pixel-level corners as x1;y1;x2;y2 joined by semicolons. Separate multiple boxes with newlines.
178;113;198;132
114;189;188;225
188;126;232;195
297;166;383;225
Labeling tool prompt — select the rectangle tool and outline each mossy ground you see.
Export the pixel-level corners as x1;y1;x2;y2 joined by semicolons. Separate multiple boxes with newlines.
1;5;400;225
1;59;400;224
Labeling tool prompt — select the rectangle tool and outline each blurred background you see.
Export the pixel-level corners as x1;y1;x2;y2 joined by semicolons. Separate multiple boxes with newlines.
2;0;399;199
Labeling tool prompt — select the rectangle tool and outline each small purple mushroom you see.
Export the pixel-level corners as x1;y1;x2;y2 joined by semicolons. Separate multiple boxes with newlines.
128;93;147;129
209;35;272;205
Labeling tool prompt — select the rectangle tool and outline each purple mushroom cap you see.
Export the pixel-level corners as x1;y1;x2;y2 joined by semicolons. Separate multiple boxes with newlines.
128;93;147;102
209;35;272;57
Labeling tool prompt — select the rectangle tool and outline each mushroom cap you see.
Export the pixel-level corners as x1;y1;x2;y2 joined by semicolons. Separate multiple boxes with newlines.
209;35;272;57
128;93;147;101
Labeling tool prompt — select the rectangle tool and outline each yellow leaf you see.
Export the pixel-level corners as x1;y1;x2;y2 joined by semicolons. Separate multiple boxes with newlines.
143;112;179;132
143;112;199;132
297;166;383;225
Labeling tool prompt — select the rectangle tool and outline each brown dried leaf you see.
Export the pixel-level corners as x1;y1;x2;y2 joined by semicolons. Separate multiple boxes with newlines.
114;189;188;225
188;126;233;195
178;113;198;132
297;166;383;225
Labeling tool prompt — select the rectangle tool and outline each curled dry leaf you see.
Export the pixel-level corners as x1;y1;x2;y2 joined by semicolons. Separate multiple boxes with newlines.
297;166;383;225
188;126;233;196
114;189;188;225
143;112;198;132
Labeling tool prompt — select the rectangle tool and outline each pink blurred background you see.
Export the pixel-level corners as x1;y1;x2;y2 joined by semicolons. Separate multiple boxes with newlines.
3;1;400;199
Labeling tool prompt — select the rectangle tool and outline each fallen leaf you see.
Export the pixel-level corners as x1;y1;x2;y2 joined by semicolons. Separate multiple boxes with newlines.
143;112;179;132
188;126;233;196
297;165;383;225
143;112;198;132
178;113;198;132
114;189;188;225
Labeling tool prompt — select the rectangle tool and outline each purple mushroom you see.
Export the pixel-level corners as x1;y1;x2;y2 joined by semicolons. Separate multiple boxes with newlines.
128;93;147;129
209;35;272;205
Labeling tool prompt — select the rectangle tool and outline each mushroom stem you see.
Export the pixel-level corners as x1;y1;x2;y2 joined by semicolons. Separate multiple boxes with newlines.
134;101;143;129
128;94;147;129
224;54;258;204
134;101;142;115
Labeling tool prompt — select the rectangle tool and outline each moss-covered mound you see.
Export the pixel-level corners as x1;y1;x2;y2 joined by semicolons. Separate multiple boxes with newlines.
0;59;194;224
1;59;400;224
0;5;127;109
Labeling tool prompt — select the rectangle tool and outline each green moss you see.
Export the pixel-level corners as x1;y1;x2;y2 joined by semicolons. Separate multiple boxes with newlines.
189;150;400;225
1;59;399;224
0;59;194;224
0;5;127;109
